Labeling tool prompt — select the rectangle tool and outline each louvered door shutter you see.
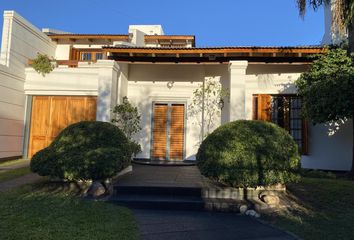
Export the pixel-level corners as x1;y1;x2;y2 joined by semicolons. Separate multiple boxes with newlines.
152;104;168;160
170;104;185;160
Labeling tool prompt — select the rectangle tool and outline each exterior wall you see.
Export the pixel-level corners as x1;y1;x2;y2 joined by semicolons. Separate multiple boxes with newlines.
117;63;129;104
302;121;353;171
0;11;56;159
55;44;71;60
126;62;353;170
243;63;353;171
0;65;25;158
24;65;99;96
0;11;56;71
127;64;207;160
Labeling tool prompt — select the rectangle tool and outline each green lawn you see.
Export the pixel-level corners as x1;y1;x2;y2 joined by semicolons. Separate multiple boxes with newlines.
0;183;139;240
0;167;31;182
264;177;354;240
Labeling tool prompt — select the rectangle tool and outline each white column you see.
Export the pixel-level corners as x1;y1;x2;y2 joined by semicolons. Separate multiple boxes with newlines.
96;60;119;122
228;61;248;121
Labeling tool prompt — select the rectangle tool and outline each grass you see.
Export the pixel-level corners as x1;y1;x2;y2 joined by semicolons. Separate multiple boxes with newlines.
264;177;354;240
0;167;31;182
0;182;139;240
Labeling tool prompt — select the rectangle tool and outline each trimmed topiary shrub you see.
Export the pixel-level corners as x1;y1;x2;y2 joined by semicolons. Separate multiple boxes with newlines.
196;120;301;188
30;121;135;181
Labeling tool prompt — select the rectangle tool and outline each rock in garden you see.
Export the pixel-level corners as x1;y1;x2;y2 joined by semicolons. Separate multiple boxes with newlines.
245;209;260;218
261;195;280;205
239;204;248;214
87;181;106;197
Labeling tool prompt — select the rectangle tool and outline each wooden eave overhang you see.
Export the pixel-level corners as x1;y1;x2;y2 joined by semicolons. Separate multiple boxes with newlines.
144;35;196;47
144;35;195;40
103;46;325;63
48;34;130;42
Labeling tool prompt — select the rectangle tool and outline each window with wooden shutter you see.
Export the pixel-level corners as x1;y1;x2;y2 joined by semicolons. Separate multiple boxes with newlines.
253;94;309;155
253;94;272;121
69;48;103;62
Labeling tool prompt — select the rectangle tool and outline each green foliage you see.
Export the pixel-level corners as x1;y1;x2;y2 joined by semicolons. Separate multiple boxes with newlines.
32;53;55;76
296;48;354;124
196;120;301;188
111;98;142;155
30;121;134;181
188;77;229;139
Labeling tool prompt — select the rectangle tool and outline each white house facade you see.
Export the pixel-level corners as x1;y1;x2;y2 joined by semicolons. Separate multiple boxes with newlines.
0;11;352;171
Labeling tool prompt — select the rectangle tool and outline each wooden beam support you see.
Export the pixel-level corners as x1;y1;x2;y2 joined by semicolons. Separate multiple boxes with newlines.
104;47;325;55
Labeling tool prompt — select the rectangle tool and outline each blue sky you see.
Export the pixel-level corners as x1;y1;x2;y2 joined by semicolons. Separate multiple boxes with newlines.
0;0;325;47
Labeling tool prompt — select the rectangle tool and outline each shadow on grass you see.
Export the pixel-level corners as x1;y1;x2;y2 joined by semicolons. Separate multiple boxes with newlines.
0;180;139;240
264;177;354;240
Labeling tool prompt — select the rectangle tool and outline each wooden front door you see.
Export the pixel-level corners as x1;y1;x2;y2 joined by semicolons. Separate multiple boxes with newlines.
152;103;185;161
28;96;97;158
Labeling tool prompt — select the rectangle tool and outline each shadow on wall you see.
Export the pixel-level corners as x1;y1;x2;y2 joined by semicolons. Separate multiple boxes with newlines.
187;76;225;159
133;87;153;159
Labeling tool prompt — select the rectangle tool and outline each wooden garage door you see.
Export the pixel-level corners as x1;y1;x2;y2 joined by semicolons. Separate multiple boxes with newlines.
28;96;97;158
152;103;185;161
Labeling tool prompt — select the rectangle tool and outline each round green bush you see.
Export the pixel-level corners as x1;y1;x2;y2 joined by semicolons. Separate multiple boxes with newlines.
196;120;301;188
30;121;135;181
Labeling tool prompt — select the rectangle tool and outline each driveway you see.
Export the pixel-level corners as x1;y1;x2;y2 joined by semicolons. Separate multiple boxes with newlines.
132;209;297;240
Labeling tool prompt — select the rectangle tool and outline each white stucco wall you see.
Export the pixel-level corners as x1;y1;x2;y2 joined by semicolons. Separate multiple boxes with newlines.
128;64;209;160
24;66;99;96
0;65;25;158
302;120;353;171
243;63;353;171
125;62;353;170
0;11;56;159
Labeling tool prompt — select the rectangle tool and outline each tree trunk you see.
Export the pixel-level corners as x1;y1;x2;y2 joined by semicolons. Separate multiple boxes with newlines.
349;19;354;174
352;113;354;174
348;18;354;54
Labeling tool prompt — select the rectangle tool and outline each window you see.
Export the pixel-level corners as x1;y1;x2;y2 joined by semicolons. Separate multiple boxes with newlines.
77;51;103;61
96;53;103;60
253;94;308;154
81;53;92;61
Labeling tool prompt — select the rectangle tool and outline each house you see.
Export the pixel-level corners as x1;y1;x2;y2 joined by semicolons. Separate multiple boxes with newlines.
0;10;352;171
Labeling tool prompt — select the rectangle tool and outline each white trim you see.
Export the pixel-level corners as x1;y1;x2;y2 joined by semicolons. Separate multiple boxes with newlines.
24;90;98;96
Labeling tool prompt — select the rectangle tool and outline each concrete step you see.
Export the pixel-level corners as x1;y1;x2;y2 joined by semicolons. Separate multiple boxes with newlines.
109;194;205;211
114;185;202;197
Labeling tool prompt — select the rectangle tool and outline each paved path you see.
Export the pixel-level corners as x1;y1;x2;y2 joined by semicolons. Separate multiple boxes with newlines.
133;209;297;240
0;173;42;192
116;164;205;188
0;160;30;172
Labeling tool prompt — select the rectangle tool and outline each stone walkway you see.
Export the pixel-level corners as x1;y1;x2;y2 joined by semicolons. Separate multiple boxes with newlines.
133;209;296;240
0;160;41;192
0;159;30;172
115;164;204;188
0;173;42;192
118;164;297;240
